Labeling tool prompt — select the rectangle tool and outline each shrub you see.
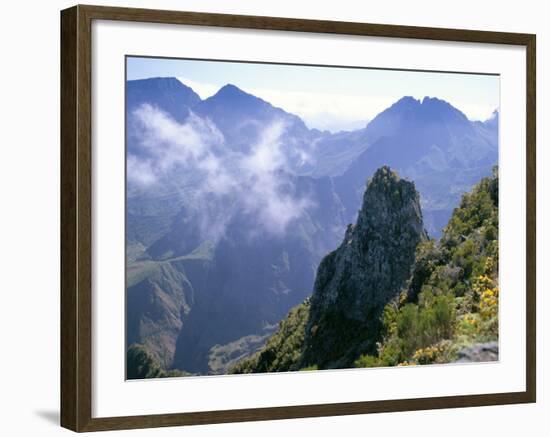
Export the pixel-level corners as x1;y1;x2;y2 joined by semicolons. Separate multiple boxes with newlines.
127;344;186;379
368;171;498;367
354;354;382;368
412;341;453;365
127;344;164;379
299;365;319;371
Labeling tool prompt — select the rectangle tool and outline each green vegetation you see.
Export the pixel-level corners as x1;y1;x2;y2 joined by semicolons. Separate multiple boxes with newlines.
230;300;311;374
208;328;276;374
353;354;382;368
127;344;189;379
299;364;319;371
355;168;499;368
126;242;220;374
230;169;499;374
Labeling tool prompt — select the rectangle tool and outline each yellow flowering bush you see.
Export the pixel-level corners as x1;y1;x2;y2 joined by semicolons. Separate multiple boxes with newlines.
411;341;452;365
472;270;499;321
397;361;417;367
462;314;478;326
480;287;499;319
412;346;440;364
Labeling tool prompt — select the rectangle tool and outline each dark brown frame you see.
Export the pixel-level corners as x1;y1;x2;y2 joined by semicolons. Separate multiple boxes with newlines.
60;4;536;432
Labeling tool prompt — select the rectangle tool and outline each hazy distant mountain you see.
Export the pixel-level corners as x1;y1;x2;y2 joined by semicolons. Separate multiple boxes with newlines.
478;109;499;133
193;84;329;175
334;96;498;235
127;77;201;122
124;77;498;375
194;84;310;142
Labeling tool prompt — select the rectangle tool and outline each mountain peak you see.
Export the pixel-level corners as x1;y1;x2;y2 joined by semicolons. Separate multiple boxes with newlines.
128;77;197;94
487;109;499;121
365;95;471;145
218;83;243;93
482;109;499;130
421;96;464;115
126;77;202;122
195;82;309;148
212;83;257;101
397;95;420;104
389;96;421;110
422;96;470;122
302;167;427;368
421;95;446;105
369;165;401;185
357;166;423;234
387;95;467;120
199;83;272;113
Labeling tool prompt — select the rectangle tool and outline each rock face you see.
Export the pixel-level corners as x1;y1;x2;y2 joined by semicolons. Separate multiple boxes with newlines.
301;166;427;368
455;342;499;363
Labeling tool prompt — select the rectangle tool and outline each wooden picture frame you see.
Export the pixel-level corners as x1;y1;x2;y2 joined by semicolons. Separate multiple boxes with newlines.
60;4;536;432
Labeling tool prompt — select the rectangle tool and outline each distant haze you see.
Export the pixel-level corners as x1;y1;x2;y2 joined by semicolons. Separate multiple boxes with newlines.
125;74;498;374
127;56;499;132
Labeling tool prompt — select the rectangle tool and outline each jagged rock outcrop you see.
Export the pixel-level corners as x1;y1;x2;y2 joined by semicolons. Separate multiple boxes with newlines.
231;166;428;374
301;166;427;368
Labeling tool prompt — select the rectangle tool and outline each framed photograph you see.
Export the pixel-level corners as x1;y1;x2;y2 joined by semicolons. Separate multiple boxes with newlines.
60;4;536;432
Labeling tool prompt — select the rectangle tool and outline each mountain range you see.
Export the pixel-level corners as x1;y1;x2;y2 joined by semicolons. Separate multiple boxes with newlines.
125;77;498;375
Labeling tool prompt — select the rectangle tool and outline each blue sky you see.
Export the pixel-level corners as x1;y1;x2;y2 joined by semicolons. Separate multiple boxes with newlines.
127;56;500;132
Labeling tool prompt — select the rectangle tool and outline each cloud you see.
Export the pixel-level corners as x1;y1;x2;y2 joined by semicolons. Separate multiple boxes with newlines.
128;104;312;239
127;155;156;186
129;103;223;175
240;121;313;235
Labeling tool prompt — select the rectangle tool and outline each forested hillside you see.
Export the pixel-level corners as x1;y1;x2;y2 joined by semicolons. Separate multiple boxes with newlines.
231;168;499;373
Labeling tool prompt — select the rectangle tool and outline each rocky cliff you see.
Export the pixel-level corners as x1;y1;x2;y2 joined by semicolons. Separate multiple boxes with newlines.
301;166;427;368
232;166;427;372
